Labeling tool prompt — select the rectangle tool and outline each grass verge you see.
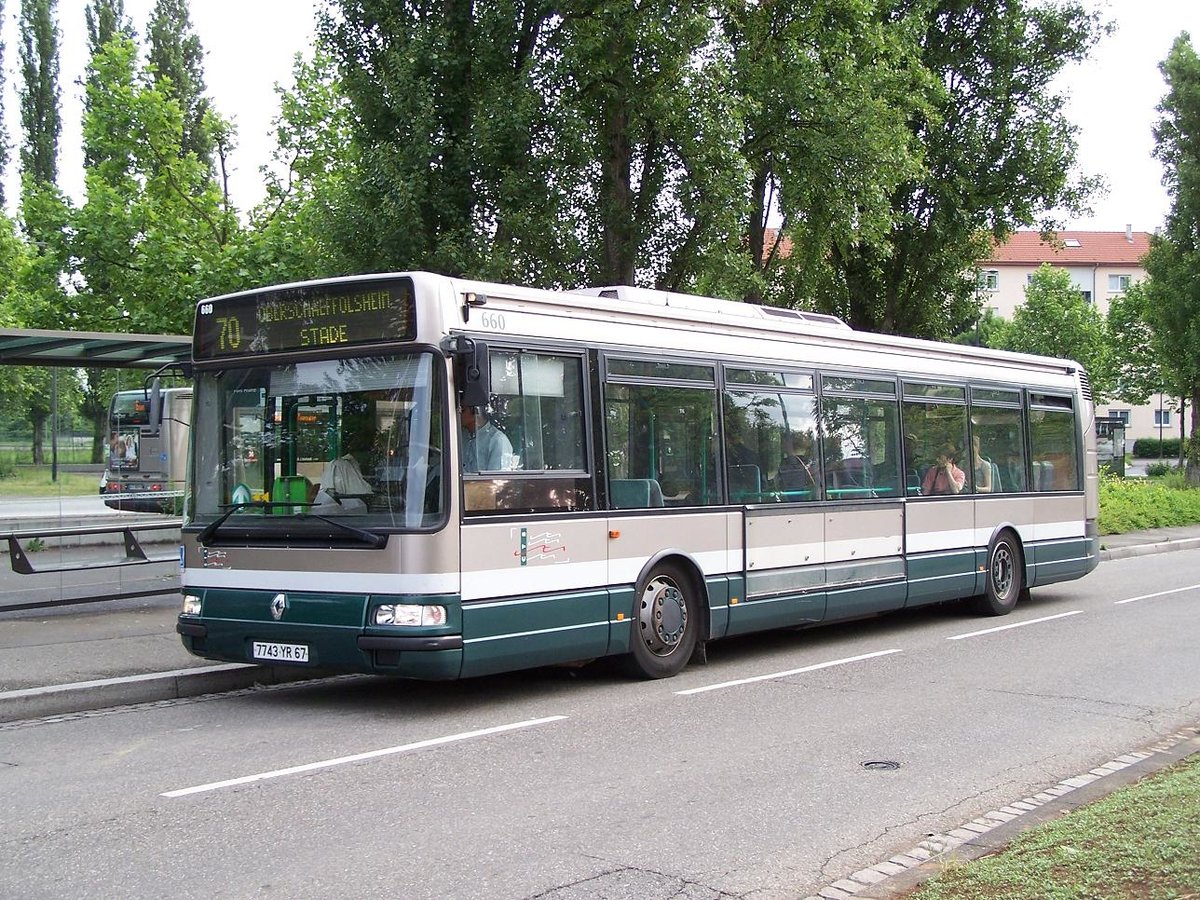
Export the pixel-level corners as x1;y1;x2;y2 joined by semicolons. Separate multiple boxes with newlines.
0;470;99;498
908;753;1200;899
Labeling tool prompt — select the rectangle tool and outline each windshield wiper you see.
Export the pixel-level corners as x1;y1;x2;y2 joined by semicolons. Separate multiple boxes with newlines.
196;500;306;545
303;512;388;548
197;502;387;548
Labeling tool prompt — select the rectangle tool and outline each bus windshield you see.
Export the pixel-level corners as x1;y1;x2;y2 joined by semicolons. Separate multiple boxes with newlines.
189;352;445;531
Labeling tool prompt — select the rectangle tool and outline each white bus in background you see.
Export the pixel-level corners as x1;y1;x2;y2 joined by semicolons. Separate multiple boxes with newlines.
102;385;192;513
177;273;1098;681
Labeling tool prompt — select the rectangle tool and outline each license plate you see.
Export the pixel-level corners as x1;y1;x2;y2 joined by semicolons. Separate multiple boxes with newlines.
252;641;309;663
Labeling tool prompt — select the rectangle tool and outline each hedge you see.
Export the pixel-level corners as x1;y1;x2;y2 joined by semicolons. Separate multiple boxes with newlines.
1132;438;1183;459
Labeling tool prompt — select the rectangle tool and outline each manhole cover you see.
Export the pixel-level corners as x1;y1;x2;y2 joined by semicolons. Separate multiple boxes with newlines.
862;760;901;771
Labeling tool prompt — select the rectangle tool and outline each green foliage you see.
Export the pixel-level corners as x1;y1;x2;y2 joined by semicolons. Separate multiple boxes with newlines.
1104;280;1162;405
1004;264;1110;398
1097;471;1200;535
950;307;1011;348
147;0;214;167
817;0;1104;338
18;0;60;185
1147;33;1200;466
1132;437;1182;458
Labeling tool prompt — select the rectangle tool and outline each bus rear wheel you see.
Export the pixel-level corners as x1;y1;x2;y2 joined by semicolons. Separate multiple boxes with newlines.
623;563;699;679
973;532;1027;616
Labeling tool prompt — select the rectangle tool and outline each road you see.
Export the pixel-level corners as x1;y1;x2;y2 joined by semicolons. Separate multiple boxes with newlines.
2;549;1198;899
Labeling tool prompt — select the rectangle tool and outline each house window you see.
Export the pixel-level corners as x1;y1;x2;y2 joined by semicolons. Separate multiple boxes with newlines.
1154;409;1172;428
1110;409;1131;426
1079;290;1092;304
977;269;999;291
1064;239;1082;248
1108;274;1131;292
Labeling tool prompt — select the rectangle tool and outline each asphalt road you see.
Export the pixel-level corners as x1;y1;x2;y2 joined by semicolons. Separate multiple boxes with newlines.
2;549;1198;899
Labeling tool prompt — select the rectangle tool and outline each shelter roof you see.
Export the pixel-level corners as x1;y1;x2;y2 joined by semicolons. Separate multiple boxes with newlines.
0;328;191;369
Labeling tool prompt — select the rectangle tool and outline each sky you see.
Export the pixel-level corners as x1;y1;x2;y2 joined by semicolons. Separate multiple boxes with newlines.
1;0;1199;233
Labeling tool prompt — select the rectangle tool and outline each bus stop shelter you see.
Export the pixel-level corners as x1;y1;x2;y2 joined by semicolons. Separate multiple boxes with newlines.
0;328;191;370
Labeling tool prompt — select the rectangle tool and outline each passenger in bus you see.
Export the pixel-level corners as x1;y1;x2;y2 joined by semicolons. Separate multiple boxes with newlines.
312;439;374;514
460;406;515;472
921;443;966;495
971;434;994;493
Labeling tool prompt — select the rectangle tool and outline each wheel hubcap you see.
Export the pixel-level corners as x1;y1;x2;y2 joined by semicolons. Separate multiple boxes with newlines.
992;545;1014;598
639;576;688;657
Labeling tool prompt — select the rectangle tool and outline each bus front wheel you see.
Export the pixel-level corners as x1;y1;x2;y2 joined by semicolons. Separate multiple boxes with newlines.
973;532;1028;616
624;563;699;679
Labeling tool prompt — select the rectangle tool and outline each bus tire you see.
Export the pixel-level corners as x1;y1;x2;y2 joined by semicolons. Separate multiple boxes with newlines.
623;563;699;679
973;532;1026;616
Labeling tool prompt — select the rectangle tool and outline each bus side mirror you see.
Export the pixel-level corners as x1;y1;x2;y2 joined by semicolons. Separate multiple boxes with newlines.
147;378;163;435
448;338;490;409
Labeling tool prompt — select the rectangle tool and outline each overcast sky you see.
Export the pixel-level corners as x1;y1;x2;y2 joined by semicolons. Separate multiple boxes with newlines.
2;0;1199;234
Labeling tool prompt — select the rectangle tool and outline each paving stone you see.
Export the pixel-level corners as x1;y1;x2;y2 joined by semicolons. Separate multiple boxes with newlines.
948;828;979;842
872;862;906;876
849;867;889;885
832;879;863;894
888;854;923;868
818;887;854;900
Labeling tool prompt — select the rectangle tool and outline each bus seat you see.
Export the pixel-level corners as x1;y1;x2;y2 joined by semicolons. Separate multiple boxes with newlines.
611;478;665;509
729;464;761;502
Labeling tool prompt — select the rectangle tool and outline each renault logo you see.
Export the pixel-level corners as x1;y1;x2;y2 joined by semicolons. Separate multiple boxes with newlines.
270;593;287;620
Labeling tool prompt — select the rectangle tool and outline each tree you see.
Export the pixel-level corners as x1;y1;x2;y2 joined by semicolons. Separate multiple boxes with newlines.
18;0;60;185
808;1;1103;338
1003;265;1110;398
68;36;239;335
1105;281;1165;406
147;0;214;166
1147;32;1200;476
0;0;8;209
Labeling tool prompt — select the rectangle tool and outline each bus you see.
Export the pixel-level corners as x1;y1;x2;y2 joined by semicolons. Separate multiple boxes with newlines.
102;386;192;512
177;273;1099;680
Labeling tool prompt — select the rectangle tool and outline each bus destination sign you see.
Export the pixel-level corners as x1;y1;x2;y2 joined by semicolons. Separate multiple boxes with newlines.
193;278;416;360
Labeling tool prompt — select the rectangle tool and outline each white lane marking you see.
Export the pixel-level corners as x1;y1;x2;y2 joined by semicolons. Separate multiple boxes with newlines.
674;649;903;696
947;610;1082;641
162;716;567;798
1116;584;1200;605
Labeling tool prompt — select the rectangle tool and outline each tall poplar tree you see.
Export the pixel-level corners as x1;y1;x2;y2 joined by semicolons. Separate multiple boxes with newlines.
0;0;8;209
1145;32;1200;477
147;0;214;166
18;0;60;185
16;0;64;466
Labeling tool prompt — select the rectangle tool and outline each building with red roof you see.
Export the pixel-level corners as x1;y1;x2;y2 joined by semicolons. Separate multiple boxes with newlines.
978;227;1170;443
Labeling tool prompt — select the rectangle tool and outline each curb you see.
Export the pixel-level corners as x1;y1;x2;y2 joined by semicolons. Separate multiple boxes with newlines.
1099;536;1200;561
0;663;337;723
803;724;1200;900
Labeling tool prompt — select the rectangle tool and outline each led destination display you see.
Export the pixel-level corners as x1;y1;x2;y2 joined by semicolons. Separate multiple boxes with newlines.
193;278;416;360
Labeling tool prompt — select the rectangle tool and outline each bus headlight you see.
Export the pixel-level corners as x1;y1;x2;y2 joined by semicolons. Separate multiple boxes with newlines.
373;604;447;627
181;594;203;616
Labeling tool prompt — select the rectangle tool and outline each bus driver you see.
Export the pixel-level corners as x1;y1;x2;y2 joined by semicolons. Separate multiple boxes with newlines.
460;406;514;472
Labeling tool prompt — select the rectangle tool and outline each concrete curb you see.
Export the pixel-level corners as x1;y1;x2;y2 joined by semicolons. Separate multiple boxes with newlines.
1099;537;1200;561
804;723;1200;900
0;663;337;723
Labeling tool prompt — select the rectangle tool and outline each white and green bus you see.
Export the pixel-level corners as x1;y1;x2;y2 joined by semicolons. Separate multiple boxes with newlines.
177;273;1099;679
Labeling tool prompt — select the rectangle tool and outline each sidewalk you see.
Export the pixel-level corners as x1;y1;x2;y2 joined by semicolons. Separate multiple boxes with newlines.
2;525;1200;723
